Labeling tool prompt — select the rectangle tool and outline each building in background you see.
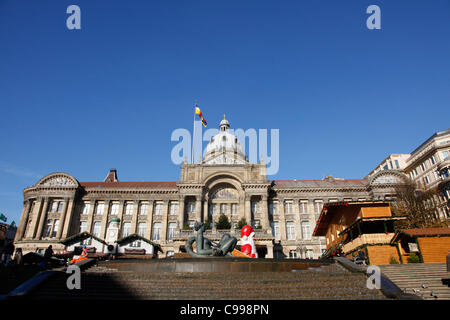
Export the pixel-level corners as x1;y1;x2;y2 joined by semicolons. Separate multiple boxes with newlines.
368;129;450;223
14;118;408;258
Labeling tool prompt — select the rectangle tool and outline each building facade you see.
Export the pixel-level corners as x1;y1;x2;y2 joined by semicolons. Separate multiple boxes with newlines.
368;128;450;222
14;118;408;258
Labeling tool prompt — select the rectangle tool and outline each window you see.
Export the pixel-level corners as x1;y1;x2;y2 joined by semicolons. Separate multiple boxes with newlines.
424;176;430;184
92;222;101;237
413;168;418;177
51;220;59;238
231;204;237;215
57;201;64;213
329;199;338;203
210;204;217;215
443;151;449;160
168;222;177;241
137;222;146;237
155;202;163;215
286;221;295;240
272;221;280;240
79;221;87;233
395;160;400;169
96;203;105;215
169;202;178;215
251;201;258;214
269;202;278;215
284;201;293;214
140;203;149;215
152;223;161;241
301;221;311;240
122;222;131;237
289;250;298;259
220;203;227;215
44;220;53;238
110;203;119;215
306;250;314;259
421;163;426;172
82;203;90;215
50;201;58;213
431;156;436;165
130;240;141;248
299;201;308;214
187;202;195;214
358;198;366;202
125;203;134;215
314;200;323;214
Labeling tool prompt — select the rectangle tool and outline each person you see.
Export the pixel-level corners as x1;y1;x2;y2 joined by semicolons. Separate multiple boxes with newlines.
14;248;23;266
2;242;15;266
69;245;88;264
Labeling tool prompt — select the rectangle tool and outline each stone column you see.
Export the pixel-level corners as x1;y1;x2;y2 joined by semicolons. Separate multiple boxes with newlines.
244;196;252;226
203;197;209;223
61;198;76;239
15;200;31;241
146;200;154;240
278;198;287;241
266;243;274;259
86;200;96;233
195;197;202;222
56;198;69;239
36;197;50;239
178;197;185;230
293;199;302;240
260;195;269;231
28;198;43;239
131;200;139;234
161;200;169;242
100;200;110;239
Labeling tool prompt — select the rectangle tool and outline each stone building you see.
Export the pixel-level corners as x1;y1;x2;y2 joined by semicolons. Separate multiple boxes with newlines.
14;118;407;258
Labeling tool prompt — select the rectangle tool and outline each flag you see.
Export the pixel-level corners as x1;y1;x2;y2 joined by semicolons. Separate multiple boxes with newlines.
0;213;6;222
195;106;207;127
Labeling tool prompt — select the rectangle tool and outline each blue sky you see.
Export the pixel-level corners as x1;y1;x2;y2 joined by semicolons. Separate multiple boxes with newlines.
1;0;449;224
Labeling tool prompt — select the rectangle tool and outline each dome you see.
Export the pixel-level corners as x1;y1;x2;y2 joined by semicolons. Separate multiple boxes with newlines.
203;117;246;164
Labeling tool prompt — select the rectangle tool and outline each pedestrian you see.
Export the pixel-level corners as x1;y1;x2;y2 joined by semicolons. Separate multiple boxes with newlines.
44;245;53;267
2;242;15;266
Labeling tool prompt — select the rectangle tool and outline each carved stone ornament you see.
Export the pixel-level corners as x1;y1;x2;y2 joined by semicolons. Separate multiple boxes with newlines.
42;176;76;187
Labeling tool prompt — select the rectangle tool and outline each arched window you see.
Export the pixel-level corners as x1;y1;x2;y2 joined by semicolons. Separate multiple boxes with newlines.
211;188;237;200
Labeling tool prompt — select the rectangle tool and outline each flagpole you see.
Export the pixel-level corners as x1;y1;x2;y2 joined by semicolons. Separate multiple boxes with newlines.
192;101;197;164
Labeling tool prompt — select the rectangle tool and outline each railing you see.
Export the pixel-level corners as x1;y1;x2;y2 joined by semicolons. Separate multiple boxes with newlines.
173;229;271;240
342;233;394;253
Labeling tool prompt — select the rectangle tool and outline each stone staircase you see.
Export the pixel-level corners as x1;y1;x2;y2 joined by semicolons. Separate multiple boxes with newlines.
379;263;450;300
26;262;386;300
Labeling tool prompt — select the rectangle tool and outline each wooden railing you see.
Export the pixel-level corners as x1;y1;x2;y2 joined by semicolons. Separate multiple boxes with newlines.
342;233;394;253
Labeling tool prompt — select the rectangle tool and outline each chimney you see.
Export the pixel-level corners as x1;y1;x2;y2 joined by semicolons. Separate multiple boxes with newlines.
104;168;118;182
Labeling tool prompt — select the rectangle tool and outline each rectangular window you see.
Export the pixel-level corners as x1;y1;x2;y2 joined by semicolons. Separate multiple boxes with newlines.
92;222;101;237
314;200;323;214
51;220;59;238
155;203;163;215
96;203;105;215
168;222;177;241
299;201;308;214
431;156;436;165
140;203;149;215
44;219;53;238
138;222;146;237
284;201;293;214
50;201;58;213
169;202;178;215
395;160;400;169
424;176;430;184
421;163;426;172
443;151;449;160
269;202;278;215
125;203;134;215
187;202;195;214
210;204;217;215
301;221;311;240
220;204;227;215
122;222;131;237
306;249;314;259
286;221;295;240
289;250;298;259
79;221;87;233
231;204;237;215
152;222;161;241
110;203;119;215
82;203;90;215
272;221;280;241
57;201;64;213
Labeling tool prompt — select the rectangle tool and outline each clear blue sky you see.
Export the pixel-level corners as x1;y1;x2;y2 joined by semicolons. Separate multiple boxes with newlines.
1;0;449;224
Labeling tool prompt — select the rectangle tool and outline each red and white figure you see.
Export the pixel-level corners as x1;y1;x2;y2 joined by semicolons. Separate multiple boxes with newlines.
240;225;258;258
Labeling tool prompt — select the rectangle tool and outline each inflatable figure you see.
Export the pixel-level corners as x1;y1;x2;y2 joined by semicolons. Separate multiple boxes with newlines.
239;225;258;258
69;245;88;264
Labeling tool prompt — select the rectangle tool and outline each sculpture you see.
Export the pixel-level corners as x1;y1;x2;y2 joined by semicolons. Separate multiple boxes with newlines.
185;222;237;257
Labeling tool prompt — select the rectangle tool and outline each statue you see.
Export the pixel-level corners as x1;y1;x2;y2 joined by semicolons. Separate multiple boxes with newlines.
185;222;237;257
240;225;258;258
